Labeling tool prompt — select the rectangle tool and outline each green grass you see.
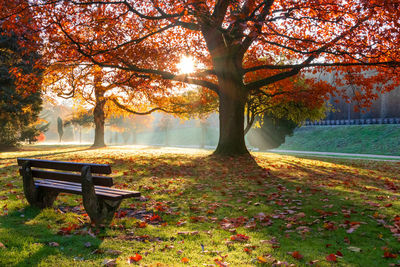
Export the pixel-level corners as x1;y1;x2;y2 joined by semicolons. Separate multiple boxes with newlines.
0;145;399;266
278;124;400;156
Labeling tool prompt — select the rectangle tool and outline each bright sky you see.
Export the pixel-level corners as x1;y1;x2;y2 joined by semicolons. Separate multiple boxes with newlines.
177;56;195;74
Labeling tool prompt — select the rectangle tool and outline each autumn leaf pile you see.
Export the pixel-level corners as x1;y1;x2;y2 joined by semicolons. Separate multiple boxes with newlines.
0;145;399;266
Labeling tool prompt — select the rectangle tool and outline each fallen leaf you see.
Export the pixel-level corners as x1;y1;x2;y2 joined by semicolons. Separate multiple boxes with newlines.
326;253;337;262
102;259;117;266
291;251;304;260
214;259;229;267
230;234;250;242
48;242;59;247
257;256;268;263
383;251;398;258
136;221;147;228
128;253;143;263
347;246;361;252
105;249;122;255
181;257;189;263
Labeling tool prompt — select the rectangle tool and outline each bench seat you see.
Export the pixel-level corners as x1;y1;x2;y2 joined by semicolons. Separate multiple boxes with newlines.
34;179;140;200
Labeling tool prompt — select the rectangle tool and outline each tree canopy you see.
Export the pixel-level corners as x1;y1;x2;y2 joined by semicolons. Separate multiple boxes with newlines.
2;0;399;155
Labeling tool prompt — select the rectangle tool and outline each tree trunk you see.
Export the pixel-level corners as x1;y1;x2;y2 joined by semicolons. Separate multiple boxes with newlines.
92;102;105;147
212;55;249;155
92;82;106;148
202;27;250;156
214;86;248;155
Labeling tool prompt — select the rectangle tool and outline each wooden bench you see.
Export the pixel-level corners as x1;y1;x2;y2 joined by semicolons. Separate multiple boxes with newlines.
17;158;140;226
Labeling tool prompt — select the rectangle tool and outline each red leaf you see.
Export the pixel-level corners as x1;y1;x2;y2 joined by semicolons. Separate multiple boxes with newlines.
115;210;127;218
230;234;250;242
149;214;161;221
137;222;147;228
291;251;304;260
326;253;337;262
336;250;343;257
383;251;398;258
128;253;142;263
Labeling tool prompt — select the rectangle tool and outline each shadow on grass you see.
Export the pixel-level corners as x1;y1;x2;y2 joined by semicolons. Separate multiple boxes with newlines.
1;148;399;265
108;152;399;265
0;207;103;266
0;147;92;161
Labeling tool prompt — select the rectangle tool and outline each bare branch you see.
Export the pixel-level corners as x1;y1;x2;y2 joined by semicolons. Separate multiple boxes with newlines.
110;97;175;115
243;61;400;73
245;15;373;91
55;20;219;93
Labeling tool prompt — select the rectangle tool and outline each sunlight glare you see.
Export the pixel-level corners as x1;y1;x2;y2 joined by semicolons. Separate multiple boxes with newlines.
177;56;195;74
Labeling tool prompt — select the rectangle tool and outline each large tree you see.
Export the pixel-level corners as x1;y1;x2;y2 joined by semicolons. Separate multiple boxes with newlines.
0;19;43;148
2;0;400;155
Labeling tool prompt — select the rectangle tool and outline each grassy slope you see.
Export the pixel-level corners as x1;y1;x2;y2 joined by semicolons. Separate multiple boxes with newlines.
278;125;400;156
0;146;399;266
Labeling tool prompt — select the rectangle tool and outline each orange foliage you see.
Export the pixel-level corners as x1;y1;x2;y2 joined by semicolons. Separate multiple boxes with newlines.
1;1;398;100
2;0;400;153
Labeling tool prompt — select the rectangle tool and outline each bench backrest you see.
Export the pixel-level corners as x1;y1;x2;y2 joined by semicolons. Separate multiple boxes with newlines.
17;158;113;187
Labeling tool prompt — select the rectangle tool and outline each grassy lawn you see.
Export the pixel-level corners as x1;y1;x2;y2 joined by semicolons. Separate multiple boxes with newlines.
0;145;399;266
278;125;400;156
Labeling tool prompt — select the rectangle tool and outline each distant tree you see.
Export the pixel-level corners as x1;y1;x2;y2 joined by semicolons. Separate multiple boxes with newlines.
195;118;210;149
64;112;93;143
125;115;153;144
158;115;174;146
57;117;63;142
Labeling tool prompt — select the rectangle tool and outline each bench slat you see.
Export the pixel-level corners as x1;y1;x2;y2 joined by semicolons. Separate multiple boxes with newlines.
35;179;140;199
36;179;138;196
19;168;113;187
17;158;111;174
35;182;122;200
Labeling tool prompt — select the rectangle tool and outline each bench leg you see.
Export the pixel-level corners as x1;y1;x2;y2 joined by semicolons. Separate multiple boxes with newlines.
81;166;121;226
21;162;58;208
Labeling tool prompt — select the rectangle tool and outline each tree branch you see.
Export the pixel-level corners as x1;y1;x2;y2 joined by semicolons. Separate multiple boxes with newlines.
243;61;399;73
245;15;374;91
212;0;230;25
56;20;220;93
110;97;175;115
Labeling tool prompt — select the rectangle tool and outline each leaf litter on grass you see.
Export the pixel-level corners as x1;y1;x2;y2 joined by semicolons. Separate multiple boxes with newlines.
0;146;399;266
